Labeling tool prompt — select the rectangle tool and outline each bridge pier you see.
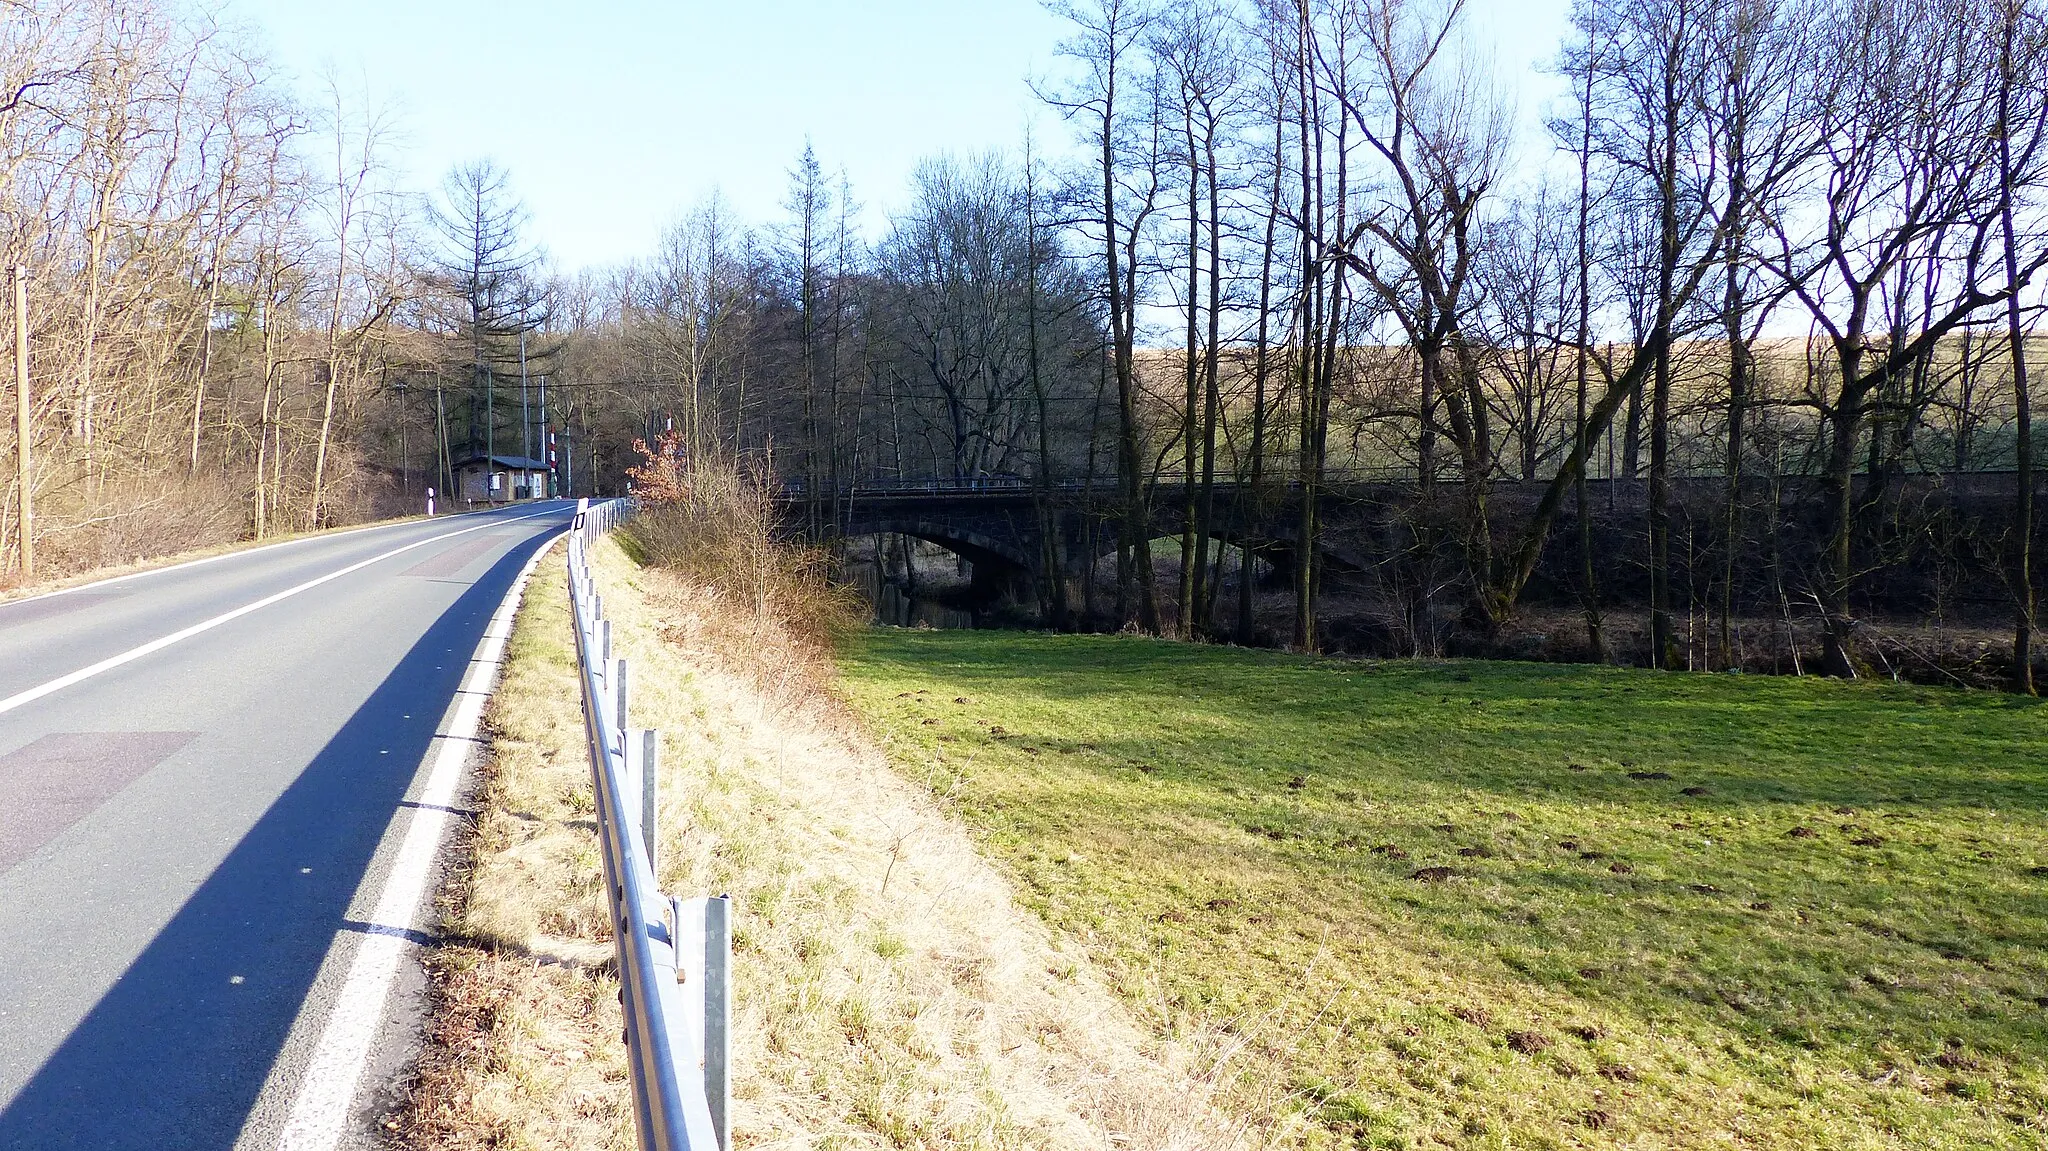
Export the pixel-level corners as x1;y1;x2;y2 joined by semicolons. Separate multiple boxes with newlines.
968;554;1037;611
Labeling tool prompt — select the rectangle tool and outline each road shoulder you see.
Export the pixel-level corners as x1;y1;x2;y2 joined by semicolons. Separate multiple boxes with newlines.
391;534;1239;1149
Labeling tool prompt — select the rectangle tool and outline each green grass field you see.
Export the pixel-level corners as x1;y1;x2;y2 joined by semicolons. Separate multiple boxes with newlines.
836;630;2048;1150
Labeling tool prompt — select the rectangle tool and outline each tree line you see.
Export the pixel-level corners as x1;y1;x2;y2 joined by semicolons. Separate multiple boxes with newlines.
0;0;563;575
1006;0;2047;692
586;0;2047;690
5;0;2044;691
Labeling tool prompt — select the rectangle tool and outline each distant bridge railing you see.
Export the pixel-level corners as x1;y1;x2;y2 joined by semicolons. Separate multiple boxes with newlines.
771;468;2036;504
768;467;1447;500
773;473;1034;497
567;497;731;1151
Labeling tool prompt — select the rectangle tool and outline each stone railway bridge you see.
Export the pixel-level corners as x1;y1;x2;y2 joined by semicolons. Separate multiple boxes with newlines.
778;480;1327;602
773;471;2028;607
774;476;1517;604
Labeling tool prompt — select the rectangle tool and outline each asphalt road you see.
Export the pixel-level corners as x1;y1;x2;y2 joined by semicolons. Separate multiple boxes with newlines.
0;502;577;1150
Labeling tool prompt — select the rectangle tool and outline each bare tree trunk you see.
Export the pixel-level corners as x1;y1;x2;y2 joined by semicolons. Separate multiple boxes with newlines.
1291;0;1318;651
309;238;350;528
1647;21;1685;672
188;218;227;476
254;314;279;539
1023;137;1070;628
2001;1;2037;695
1719;26;1751;670
1178;96;1201;637
1198;109;1225;634
1572;22;1604;660
1818;357;1866;678
1239;74;1285;647
12;264;30;577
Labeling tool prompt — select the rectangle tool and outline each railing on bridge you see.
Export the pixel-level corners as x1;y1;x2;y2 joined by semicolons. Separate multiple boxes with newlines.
567;497;731;1151
770;467;2038;503
768;467;1433;500
772;473;1033;498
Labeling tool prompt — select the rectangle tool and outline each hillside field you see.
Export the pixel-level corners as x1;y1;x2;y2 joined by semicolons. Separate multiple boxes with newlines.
837;631;2048;1149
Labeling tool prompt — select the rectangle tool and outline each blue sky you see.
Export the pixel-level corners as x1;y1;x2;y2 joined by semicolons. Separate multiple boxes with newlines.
234;0;1573;273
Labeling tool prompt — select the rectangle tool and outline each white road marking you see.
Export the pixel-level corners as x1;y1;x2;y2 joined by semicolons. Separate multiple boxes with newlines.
274;532;561;1151
0;505;524;613
0;508;559;718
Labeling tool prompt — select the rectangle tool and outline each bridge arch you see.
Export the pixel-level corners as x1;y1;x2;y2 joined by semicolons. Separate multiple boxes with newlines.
855;518;1035;574
1079;525;1363;584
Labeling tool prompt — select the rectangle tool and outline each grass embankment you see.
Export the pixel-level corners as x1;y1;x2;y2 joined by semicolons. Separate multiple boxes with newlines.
837;632;2048;1150
398;534;1234;1149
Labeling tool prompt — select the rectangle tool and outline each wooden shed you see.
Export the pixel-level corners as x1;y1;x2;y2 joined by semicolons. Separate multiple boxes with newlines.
450;454;552;503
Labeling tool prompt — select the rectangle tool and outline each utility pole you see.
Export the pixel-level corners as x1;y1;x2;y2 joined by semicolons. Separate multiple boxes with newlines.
435;380;451;499
538;369;550;497
485;363;495;501
519;330;530;498
12;265;30;578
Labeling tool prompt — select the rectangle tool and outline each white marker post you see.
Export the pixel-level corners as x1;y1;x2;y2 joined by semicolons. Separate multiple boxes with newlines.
425;486;435;517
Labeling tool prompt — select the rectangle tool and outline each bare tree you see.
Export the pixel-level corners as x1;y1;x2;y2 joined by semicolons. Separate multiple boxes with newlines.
1043;0;1163;632
1327;0;1513;629
429;159;549;499
308;76;399;527
1996;0;2048;693
1154;0;1243;636
1551;9;1610;657
1759;0;2045;677
1239;9;1297;645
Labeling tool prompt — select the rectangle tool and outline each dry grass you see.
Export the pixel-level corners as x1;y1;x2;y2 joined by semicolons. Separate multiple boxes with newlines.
56;473;245;568
621;452;867;653
0;494;434;602
0;473;246;594
398;525;1247;1150
397;545;633;1151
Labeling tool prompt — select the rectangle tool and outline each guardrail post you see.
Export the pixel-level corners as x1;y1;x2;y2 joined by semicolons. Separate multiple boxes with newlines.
705;894;731;1151
669;894;732;1151
614;659;629;749
620;721;643;834
640;729;660;875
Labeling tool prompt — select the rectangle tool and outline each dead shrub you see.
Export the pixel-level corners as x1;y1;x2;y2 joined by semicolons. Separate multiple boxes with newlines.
621;438;863;670
39;472;245;574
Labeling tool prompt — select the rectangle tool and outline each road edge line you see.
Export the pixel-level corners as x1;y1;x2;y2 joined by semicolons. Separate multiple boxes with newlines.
273;530;565;1151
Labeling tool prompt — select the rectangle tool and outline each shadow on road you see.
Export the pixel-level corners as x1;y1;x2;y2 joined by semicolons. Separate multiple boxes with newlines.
0;530;558;1150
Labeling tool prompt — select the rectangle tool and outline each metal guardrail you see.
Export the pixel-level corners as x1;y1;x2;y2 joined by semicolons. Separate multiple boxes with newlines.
566;497;730;1151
